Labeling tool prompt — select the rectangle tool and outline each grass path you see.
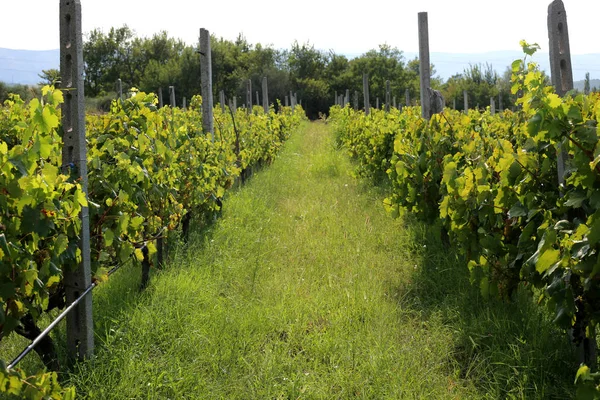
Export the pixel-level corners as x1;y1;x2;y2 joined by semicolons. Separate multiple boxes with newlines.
64;121;573;399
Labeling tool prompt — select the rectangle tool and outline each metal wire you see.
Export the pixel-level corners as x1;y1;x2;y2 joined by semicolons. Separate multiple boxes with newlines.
7;259;130;370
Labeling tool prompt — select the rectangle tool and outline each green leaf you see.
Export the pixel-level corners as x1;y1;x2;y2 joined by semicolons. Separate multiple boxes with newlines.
442;162;457;185
520;41;540;56
117;214;130;236
75;188;88;207
37;134;53;158
104;229;115;247
546;93;562;109
536;248;560;273
511;59;523;73
8;158;29;177
565;191;587;208
54;234;69;255
119;242;134;262
508;203;527;218
587;211;600;246
575;365;591;384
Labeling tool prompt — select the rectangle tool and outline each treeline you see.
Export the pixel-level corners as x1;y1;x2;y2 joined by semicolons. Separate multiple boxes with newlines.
67;25;518;118
13;25;578;118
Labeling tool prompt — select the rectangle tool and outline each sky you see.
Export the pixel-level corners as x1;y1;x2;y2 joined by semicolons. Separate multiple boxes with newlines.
0;0;598;55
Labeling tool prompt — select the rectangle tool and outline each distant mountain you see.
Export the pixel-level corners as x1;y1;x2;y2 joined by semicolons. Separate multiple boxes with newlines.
574;79;600;92
0;48;59;85
347;50;600;82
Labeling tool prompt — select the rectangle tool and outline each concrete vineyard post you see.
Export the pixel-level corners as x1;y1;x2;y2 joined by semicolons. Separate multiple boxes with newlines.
60;0;94;361
169;86;176;107
393;96;397;109
158;87;163;108
490;97;496;115
418;12;432;119
548;0;573;190
117;78;123;100
385;80;391;113
345;89;350;107
246;79;252;114
200;28;214;140
335;91;338;106
463;90;468;114
255;91;260;109
548;0;574;98
354;91;358;111
376;97;379;110
453;98;456;110
363;73;370;116
183;97;187;110
262;77;269;113
220;90;226;113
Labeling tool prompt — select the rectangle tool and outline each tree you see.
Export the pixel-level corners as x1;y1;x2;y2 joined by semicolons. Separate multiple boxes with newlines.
441;63;500;111
584;72;591;95
38;69;61;87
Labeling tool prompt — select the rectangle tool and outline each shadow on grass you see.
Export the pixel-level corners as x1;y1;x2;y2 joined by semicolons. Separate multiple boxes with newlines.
391;218;576;399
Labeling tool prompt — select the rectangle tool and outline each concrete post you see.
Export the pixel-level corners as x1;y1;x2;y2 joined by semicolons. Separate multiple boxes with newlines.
200;28;214;140
463;90;468;114
453;98;456;110
405;89;410;107
262;77;269;113
291;91;296;112
183;97;187;110
393;96;397;109
60;0;93;361
335;91;338;106
418;12;432;119
548;0;574;97
246;79;252;114
490;97;496;115
376;97;379;110
256;91;260;109
158;87;163;108
548;0;573;190
117;78;123;100
363;73;370;116
385;80;391;113
220;90;226;113
169;86;176;107
345;89;350;107
354;91;358;111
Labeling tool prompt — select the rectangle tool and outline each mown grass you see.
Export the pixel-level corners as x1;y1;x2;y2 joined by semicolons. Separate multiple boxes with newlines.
2;121;576;398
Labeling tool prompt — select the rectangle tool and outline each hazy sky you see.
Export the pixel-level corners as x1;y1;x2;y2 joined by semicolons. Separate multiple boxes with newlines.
0;0;598;55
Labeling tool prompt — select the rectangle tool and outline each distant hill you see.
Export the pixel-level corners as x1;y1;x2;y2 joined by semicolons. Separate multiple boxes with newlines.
1;47;599;86
0;48;59;85
347;50;600;82
574;79;600;92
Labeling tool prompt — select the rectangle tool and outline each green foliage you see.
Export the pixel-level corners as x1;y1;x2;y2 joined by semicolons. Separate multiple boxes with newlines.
330;42;600;397
37;69;61;87
0;365;75;399
442;63;502;111
82;27;432;119
0;86;305;398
